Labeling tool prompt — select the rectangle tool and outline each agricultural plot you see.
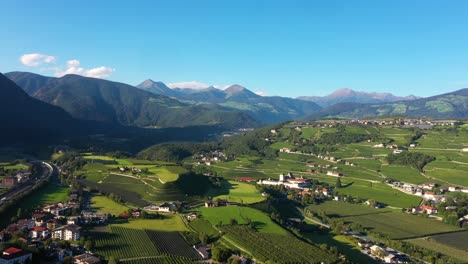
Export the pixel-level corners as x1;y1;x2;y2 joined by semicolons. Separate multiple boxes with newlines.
206;180;265;204
117;217;189;232
428;231;468;251
91;195;129;216
94;217;192;260
188;219;219;238
0;183;69;227
120;256;198;264
306;202;461;239
94;226;159;259
145;231;201;260
302;231;378;264
222;225;336;263
332;178;421;208
199;206;286;234
380;165;429;184
377;127;413;145
330;143;392;158
1;163;29;170
406;232;468;263
424;161;468;186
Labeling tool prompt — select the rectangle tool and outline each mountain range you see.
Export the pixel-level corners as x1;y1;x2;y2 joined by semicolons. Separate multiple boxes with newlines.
298;88;420;107
4;71;468;137
305;88;468;120
6;72;257;129
0;72;87;144
137;80;321;124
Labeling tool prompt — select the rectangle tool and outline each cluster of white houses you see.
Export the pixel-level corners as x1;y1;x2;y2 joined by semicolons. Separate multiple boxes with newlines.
257;173;312;189
143;202;175;212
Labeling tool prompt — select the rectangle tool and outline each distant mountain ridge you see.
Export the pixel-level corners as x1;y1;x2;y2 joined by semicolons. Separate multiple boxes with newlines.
305;88;468;120
137;80;321;124
0;72;88;144
298;88;420;107
6;72;258;129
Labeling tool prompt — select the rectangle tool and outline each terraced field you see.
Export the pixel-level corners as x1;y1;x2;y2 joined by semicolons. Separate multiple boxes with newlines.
306;202;462;239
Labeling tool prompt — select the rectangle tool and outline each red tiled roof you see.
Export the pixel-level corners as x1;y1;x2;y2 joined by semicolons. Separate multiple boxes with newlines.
4;247;22;255
32;227;46;232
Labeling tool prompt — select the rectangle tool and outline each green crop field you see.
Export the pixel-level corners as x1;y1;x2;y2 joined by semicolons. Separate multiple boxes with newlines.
1;163;29;170
332;178;421;208
206;180;265;204
424;161;468;186
94;216;192;260
306;202;461;239
221;225;336;263
380;165;430;184
199;206;287;234
302;229;378;264
91;195;129;216
406;233;468;263
119;256;198;264
0;183;69;227
188;219;220;238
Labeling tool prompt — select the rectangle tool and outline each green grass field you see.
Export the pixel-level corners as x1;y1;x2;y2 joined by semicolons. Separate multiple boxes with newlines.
306;201;461;239
206;180;265;204
380;165;430;184
116;217;189;232
406;235;468;263
1;163;29;170
188;219;220;238
199;206;287;234
0;183;69;227
424;161;468;186
332;178;421;208
91;195;129;216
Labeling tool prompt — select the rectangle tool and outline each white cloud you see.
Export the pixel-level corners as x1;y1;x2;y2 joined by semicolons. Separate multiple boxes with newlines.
66;59;80;68
167;81;211;89
20;53;56;66
19;54;115;79
54;59;115;78
255;91;267;96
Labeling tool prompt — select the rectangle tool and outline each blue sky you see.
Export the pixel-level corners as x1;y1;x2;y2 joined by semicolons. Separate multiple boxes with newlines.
1;0;468;97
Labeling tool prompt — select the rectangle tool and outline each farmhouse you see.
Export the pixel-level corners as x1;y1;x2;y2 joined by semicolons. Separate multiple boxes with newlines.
29;227;48;239
186;213;197;221
205;199;228;207
80;211;108;224
15;172;30;183
143;202;174;212
326;171;342;177
420;183;436;190
51;224;82;241
423;191;436;200
370;245;385;257
0;247;32;264
412;205;437;215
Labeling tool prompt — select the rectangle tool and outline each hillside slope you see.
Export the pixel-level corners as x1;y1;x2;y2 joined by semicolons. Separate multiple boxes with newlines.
298;88;420;107
0;72;82;144
305;89;468;119
138;81;322;124
6;72;257;128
